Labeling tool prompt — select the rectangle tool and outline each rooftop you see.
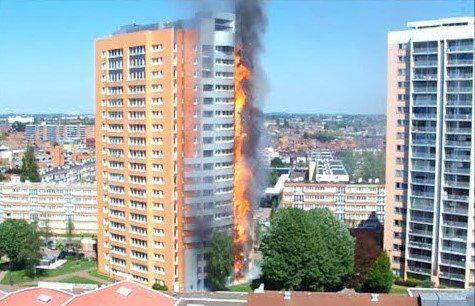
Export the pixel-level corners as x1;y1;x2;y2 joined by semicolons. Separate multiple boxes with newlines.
64;281;177;306
0;287;73;306
247;291;418;306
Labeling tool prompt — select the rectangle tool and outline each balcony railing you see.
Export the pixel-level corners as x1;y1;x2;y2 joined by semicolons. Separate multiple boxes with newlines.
407;265;431;275
447;73;473;80
410;216;434;224
447;45;474;52
444;180;470;188
412;113;437;120
412;127;437;133
444;194;469;202
445;127;472;134
445;140;471;147
443;220;468;228
441;245;466;255
413;86;437;93
412;178;435;185
408;241;433;249
440;258;466;268
446;99;472;107
413;47;438;54
413;74;438;80
413;99;437;106
443;205;468;215
446;113;472;120
445;167;470;175
410;229;433;237
410;253;433;262
414;60;438;67
447;87;472;93
411;203;434;212
447;58;473;65
445;154;471;162
412;165;436;172
439;272;466;281
412;152;436;159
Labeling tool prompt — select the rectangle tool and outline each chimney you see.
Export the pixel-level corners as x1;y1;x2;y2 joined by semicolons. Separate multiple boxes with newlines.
371;293;379;302
284;291;291;300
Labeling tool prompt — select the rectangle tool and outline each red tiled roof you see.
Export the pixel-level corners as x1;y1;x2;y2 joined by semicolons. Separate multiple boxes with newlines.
247;291;418;306
65;281;178;306
0;287;73;306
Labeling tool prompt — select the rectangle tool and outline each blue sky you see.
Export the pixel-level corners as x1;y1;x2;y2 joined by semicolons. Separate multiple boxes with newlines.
0;0;473;114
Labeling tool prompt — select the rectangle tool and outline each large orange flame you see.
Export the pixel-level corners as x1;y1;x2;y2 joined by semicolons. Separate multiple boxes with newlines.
233;46;251;280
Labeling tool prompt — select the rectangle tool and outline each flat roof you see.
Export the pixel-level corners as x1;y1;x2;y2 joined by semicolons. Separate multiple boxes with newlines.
64;281;177;306
0;287;73;306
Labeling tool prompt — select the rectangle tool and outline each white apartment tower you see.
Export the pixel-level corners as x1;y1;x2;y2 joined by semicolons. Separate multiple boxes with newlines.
384;17;475;288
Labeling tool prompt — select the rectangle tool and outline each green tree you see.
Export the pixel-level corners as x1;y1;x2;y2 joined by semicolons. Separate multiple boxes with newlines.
11;121;26;132
362;252;394;293
152;282;168;291
66;217;74;247
270;157;285;168
20;146;40;182
260;208;354;291
268;169;279;186
206;231;233;291
0;219;41;275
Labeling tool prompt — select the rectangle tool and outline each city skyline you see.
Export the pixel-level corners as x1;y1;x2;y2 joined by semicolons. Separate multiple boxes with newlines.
0;0;473;115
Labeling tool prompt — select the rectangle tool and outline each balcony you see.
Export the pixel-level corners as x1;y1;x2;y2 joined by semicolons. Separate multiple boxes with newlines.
446;97;473;107
414;60;438;67
444;194;469;202
411;164;436;172
413;86;437;93
411;203;434;212
443;220;468;228
441;245;466;255
444;180;470;189
412;113;437;120
447;73;473;80
412;178;435;186
410;229;432;237
447;58;473;66
410;216;434;224
445;154;471;162
413;74;438;80
447;86;472;93
408;240;432;249
407;265;431;275
411;190;434;198
443;205;468;215
413;99;437;106
412;152;436;159
445;127;472;135
444;167;470;175
440;258;466;268
408;253;432;263
412;138;436;146
445;140;471;148
412;126;437;133
413;47;438;54
445;113;472;120
447;45;473;53
439;272;466;281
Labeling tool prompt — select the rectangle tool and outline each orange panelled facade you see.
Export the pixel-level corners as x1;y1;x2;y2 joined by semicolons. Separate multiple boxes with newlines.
94;27;197;291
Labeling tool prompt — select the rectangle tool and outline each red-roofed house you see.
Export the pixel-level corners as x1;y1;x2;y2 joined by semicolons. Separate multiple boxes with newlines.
0;287;73;306
65;281;178;306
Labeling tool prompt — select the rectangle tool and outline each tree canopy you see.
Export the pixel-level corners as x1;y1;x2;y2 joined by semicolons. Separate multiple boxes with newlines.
0;219;41;274
270;157;286;168
206;231;233;291
260;207;354;291
362;252;394;293
20;146;40;182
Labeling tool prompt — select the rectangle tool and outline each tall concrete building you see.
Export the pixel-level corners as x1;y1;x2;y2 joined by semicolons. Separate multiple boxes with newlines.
94;13;235;292
384;17;474;288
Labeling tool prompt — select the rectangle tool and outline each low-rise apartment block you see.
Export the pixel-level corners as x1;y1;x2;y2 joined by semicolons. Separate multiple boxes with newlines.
0;177;97;234
25;123;87;143
282;181;385;229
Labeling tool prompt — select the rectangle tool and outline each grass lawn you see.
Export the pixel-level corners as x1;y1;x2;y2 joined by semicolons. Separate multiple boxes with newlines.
390;285;409;295
88;268;112;281
227;282;252;292
59;276;101;285
0;259;97;285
